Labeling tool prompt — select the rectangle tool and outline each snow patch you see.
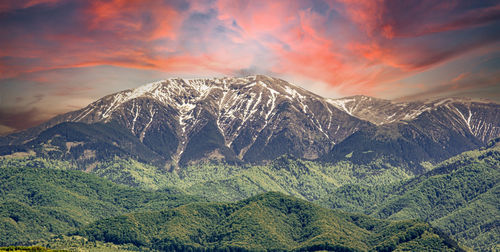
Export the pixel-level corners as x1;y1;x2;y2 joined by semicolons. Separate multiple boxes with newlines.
327;98;355;115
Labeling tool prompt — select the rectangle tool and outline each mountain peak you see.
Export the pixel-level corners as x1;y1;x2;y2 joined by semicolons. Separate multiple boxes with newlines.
328;94;500;126
120;75;295;102
2;76;498;168
11;75;366;166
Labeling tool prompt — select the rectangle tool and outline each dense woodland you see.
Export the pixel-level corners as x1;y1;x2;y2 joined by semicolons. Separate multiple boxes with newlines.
77;192;462;251
0;140;498;251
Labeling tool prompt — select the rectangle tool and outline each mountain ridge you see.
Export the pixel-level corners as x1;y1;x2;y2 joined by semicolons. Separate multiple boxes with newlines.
0;75;499;169
1;75;370;166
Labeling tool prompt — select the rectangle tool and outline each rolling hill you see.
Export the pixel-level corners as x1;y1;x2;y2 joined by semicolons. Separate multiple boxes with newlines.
1;140;497;250
77;192;463;251
0;164;201;246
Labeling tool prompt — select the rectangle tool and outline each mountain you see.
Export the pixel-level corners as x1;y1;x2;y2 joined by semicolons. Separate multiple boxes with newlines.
0;75;369;167
1;75;498;250
77;192;463;251
0;76;498;170
329;95;499;136
0;163;201;246
324;96;500;171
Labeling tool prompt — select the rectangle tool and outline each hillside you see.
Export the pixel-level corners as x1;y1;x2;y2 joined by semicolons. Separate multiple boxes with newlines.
373;140;500;251
321;139;500;250
1;141;497;250
0;154;412;202
0;164;201;246
76;140;500;250
0;246;65;252
77;192;462;251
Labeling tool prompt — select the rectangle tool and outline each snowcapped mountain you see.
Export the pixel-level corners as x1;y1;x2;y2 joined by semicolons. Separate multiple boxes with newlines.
328;95;500;142
0;75;498;170
1;75;368;166
328;95;431;125
324;95;500;171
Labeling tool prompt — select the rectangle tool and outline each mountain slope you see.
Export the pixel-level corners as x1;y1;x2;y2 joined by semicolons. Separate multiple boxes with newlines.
77;192;462;251
1;76;369;167
0;164;200;246
320;138;500;251
1;140;496;250
70;138;498;250
25;122;166;168
372;141;500;251
169;156;411;203
323;97;500;169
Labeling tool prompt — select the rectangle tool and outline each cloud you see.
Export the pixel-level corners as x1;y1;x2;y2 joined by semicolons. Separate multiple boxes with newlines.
452;72;470;83
0;0;61;13
397;70;500;101
390;3;500;38
84;0;184;40
0;0;498;123
337;0;500;39
0;107;47;132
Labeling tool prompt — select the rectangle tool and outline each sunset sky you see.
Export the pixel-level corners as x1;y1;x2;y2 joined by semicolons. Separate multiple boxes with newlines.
0;0;499;134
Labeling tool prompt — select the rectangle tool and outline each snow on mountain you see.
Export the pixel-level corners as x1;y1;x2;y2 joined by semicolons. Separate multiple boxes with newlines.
327;95;500;143
1;75;498;167
25;75;366;165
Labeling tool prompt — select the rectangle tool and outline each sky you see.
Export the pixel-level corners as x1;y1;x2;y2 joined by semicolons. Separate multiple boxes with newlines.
0;0;499;134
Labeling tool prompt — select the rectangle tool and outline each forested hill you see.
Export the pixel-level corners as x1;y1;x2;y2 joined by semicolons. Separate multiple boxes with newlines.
322;138;500;250
0;165;201;246
77;192;463;251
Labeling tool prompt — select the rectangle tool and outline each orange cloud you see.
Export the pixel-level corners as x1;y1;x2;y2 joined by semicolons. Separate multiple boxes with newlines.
0;0;498;105
452;72;470;83
85;0;182;40
216;0;298;38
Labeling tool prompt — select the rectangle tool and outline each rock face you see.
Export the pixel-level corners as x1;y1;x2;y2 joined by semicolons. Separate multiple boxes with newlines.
328;95;500;141
0;75;499;169
0;75;368;166
325;96;500;171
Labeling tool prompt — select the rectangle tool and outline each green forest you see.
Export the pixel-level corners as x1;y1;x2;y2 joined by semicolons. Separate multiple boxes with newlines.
77;192;462;251
0;140;498;251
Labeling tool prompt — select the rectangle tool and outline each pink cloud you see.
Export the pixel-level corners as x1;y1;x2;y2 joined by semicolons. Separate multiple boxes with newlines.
0;0;498;104
452;72;470;83
85;0;182;40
